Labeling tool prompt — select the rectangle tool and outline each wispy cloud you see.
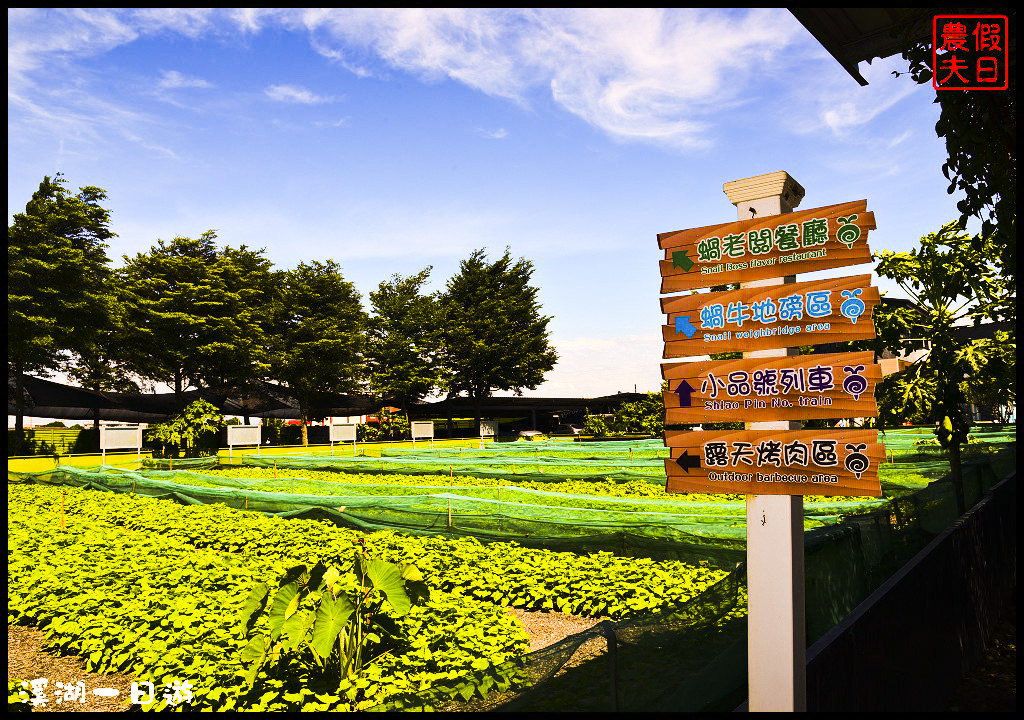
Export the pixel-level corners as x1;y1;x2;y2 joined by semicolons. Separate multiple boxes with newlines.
478;127;508;139
264;84;335;104
293;8;806;149
158;70;213;90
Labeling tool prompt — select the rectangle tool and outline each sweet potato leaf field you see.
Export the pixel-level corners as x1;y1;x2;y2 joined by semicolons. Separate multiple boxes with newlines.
8;433;1012;711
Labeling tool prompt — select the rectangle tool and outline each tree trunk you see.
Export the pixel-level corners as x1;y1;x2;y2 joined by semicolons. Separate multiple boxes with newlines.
93;406;101;452
300;410;309;446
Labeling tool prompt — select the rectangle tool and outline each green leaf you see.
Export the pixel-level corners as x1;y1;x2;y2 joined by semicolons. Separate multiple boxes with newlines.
309;593;355;661
361;559;412;617
268;581;302;641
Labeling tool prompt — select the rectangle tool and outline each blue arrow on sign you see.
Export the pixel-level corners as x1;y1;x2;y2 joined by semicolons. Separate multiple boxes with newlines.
675;315;697;338
675;379;695;407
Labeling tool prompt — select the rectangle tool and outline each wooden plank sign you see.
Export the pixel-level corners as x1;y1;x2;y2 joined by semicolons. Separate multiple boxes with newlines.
663;351;880;423
659;199;874;293
664;428;883;497
662;274;879;358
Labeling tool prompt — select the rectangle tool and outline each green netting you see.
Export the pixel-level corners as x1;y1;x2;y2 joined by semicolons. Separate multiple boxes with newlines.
7;431;1015;711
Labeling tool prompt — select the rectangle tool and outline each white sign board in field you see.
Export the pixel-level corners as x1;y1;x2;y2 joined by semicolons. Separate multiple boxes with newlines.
99;424;143;462
411;421;434;444
227;424;262;459
330;423;357;455
479;420;497;448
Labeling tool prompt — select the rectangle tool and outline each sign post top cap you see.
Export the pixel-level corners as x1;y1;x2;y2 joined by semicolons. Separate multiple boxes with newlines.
723;171;806;209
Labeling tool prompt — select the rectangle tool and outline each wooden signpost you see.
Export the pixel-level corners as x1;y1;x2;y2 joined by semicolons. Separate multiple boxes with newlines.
662;274;880;357
663;351;880;424
658;172;885;712
659;199;875;293
664;428;883;497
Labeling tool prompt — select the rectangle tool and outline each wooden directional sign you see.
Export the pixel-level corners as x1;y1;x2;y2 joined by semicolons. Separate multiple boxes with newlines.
663;351;880;423
659;199;875;293
662;274;879;358
664;428;883;497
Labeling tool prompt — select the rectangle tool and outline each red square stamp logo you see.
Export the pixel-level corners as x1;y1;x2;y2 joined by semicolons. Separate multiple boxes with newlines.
932;15;1009;90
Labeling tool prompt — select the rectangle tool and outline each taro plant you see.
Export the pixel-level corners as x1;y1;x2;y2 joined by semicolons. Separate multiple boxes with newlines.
238;550;429;689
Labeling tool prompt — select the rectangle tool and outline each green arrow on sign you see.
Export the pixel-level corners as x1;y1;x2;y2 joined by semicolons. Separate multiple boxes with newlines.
672;250;694;272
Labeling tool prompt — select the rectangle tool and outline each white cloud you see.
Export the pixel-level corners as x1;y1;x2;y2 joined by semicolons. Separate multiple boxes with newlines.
158;70;213;90
478;127;508;139
264;84;334;104
296;8;804;149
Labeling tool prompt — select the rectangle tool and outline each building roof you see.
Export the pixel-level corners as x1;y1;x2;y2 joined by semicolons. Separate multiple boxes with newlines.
789;8;933;85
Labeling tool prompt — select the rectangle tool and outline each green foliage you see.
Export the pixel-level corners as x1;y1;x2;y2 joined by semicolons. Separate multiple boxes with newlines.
366;268;445;411
8;174;116;449
269;260;366;445
358;409;410;442
118;233;275;403
148;399;225;457
437;249;557;424
608;392;663;436
582;413;610;436
900;11;1016;305
239;554;429;690
874;223;1012;445
6;484;531;710
8;678;33;711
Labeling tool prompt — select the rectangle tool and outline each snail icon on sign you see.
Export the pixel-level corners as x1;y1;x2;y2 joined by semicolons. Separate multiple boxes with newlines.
842;365;868;401
836;214;861;249
840;289;866;324
844;443;870;480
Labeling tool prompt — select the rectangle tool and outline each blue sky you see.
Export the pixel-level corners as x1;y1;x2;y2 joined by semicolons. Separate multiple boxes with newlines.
8;8;961;399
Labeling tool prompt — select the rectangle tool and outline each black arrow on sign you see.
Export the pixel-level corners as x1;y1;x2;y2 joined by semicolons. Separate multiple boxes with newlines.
675;379;695;407
675;450;701;474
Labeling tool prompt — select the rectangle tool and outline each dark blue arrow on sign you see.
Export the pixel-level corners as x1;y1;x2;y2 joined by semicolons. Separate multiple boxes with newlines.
675;379;695;407
675;450;701;474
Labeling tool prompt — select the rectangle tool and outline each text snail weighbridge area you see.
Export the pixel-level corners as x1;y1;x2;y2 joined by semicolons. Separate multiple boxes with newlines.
658;171;884;711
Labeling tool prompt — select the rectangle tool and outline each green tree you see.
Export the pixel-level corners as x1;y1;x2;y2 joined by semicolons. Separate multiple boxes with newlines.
8;174;116;451
609;392;664;436
874;223;1014;511
209;244;277;421
365;268;444;414
437;248;558;432
65;282;141;448
270;260;366;446
897;10;1016;313
147;398;224;458
118;233;274;408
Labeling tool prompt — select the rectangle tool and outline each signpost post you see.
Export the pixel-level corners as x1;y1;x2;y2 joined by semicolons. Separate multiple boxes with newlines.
658;171;884;712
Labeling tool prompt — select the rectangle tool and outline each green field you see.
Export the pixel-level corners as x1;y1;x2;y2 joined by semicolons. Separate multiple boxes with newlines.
7;428;1015;711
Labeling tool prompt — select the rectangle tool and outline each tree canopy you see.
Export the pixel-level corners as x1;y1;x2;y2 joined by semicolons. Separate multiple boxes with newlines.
269;260;366;445
873;223;1014;509
8;173;116;446
437;248;558;429
897;9;1016;313
365;267;444;413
